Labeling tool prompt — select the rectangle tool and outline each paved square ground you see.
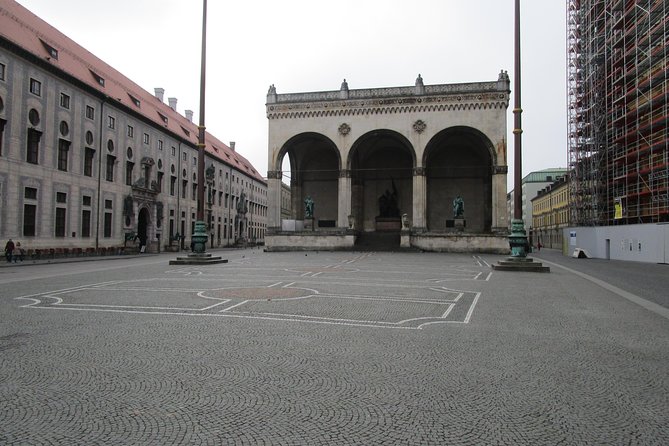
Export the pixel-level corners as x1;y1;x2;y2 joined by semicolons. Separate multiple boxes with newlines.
1;250;667;445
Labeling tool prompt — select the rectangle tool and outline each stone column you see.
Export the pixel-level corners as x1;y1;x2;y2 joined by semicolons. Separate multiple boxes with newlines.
338;169;352;228
412;167;427;231
266;170;283;230
491;165;508;231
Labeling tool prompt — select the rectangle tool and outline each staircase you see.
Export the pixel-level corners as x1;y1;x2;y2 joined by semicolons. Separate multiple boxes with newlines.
355;231;403;251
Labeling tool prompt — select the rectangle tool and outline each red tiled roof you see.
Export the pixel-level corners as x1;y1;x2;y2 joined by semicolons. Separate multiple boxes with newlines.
0;1;264;183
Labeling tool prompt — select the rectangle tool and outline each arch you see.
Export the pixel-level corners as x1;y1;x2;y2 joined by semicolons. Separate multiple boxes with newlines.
423;126;495;232
347;130;416;232
275;132;341;222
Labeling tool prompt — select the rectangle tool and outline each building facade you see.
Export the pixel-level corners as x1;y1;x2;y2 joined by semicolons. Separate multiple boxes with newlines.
531;175;569;250
0;1;266;253
265;74;512;252
507;168;569;231
567;0;668;225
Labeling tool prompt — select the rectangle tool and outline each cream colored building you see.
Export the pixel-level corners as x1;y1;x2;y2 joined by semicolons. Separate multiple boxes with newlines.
531;175;569;250
265;74;511;252
0;1;266;253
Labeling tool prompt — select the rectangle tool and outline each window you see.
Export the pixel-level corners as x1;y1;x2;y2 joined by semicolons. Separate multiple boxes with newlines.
182;152;187;161
55;207;66;237
83;195;92;206
170;176;176;196
126;161;134;186
143;133;149;144
127;125;134;138
104;199;113;237
29;78;41;96
29;108;40;126
85;131;94;145
40;39;58;59
60;93;70;109
182;180;187;199
107;115;115;129
171;146;176;156
57;139;69;171
106;155;115;181
26;129;41;164
158;140;163;151
23;204;36;236
157;171;164;193
86;105;95;120
0;62;5;81
56;192;67;203
90;70;105;87
81;209;91;238
192;183;197;201
104;212;112;238
59;121;69;136
84;148;95;176
192;157;197;166
128;94;140;107
25;187;37;200
0;118;6;156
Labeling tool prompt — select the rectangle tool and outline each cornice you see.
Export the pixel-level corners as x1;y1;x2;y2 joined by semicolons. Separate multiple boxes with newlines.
267;93;509;120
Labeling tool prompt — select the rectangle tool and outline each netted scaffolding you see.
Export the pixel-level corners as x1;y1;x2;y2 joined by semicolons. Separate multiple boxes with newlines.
567;0;668;225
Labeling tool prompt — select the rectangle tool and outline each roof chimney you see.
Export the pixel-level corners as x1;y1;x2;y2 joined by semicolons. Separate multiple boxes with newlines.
168;97;177;111
230;141;236;152
185;110;194;122
154;87;164;102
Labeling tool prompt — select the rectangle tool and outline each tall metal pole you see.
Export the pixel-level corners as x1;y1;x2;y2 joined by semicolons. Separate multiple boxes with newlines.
508;0;529;257
192;0;209;254
513;0;522;221
197;0;207;222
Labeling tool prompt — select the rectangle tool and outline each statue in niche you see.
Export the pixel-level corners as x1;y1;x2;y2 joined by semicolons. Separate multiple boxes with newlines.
378;181;400;218
237;191;248;215
304;196;314;218
123;195;134;218
205;164;215;181
453;195;465;218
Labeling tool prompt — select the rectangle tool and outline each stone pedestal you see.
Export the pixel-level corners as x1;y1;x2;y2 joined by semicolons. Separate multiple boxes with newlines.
304;217;315;231
375;217;401;231
454;218;465;231
400;230;411;248
169;252;228;265
491;257;550;272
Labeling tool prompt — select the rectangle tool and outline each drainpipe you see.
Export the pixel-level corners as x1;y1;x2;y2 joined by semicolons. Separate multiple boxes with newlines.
228;164;232;246
94;98;106;250
176;142;182;248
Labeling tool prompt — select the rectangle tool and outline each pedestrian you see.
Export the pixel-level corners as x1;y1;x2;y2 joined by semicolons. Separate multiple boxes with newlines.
4;238;14;262
12;242;24;263
537;241;542;252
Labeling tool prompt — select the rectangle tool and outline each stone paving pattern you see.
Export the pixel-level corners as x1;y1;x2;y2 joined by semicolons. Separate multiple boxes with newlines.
0;249;667;445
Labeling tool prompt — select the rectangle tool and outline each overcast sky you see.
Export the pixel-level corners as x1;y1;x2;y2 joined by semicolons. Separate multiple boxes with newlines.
17;0;567;190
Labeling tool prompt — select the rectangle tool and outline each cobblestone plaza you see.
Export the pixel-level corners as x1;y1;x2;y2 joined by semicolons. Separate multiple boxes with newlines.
1;250;668;445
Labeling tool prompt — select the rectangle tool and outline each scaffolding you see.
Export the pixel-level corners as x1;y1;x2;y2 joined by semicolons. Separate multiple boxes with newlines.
567;0;668;225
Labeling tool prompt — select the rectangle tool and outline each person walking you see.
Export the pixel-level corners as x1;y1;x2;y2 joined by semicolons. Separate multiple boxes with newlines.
12;242;24;263
4;239;14;262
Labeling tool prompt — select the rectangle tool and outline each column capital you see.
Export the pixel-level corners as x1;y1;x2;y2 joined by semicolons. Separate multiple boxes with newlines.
339;169;352;178
413;167;426;176
492;165;508;174
267;170;282;179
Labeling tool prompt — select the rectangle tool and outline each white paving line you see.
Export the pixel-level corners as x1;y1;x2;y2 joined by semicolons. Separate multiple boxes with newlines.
538;258;669;321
